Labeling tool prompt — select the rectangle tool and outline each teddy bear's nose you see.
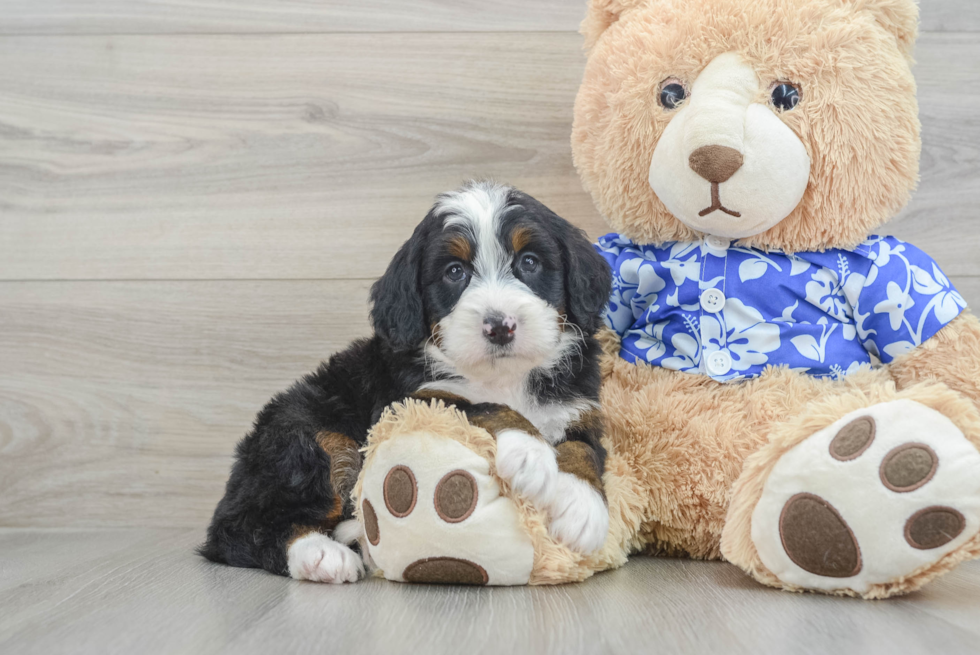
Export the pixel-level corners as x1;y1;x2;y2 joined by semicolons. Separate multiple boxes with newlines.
689;145;744;184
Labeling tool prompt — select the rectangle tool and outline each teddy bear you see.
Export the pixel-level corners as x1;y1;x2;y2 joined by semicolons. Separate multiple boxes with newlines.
352;0;980;598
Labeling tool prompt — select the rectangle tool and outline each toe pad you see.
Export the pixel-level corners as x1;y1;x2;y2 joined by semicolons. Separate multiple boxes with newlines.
403;557;489;585
779;493;861;578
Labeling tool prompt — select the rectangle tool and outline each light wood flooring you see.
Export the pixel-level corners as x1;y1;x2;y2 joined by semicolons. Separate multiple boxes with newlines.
2;1;979;653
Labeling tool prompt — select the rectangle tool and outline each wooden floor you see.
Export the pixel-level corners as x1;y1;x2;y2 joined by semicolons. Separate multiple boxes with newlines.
2;1;980;653
1;529;979;655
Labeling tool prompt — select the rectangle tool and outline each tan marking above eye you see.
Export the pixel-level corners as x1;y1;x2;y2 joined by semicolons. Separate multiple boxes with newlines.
510;226;532;253
446;234;472;262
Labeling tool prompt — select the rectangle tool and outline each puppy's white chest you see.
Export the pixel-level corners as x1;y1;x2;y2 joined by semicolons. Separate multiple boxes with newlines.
519;401;592;445
421;378;589;444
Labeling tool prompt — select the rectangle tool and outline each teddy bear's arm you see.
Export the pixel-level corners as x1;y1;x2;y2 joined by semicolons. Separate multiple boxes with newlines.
888;312;980;402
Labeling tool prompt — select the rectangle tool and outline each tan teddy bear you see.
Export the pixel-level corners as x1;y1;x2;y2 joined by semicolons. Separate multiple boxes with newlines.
573;0;980;598
354;0;980;598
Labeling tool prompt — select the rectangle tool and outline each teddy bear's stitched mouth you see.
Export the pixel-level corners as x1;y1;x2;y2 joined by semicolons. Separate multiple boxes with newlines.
698;182;741;218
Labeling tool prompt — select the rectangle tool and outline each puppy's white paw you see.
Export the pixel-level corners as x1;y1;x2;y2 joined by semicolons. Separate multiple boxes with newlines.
287;532;364;584
494;429;559;507
547;473;609;554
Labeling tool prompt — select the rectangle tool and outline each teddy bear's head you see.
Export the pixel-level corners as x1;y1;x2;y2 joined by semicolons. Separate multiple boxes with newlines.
572;0;920;251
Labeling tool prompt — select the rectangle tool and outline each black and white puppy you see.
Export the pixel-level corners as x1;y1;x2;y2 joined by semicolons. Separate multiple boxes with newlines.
200;181;613;583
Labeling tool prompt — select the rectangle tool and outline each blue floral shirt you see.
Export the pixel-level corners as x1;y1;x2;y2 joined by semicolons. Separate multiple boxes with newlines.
595;234;967;383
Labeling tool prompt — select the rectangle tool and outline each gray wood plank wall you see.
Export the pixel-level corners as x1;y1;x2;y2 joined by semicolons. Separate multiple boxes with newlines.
1;1;978;529
4;0;978;33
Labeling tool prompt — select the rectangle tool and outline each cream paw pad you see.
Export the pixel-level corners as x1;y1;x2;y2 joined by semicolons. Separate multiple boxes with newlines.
751;400;980;595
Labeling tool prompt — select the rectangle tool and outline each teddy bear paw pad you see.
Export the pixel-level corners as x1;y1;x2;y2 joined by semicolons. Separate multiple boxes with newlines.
403;557;489;585
358;431;534;585
751;400;980;594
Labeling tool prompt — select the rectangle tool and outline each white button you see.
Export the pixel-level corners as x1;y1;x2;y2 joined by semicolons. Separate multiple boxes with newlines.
706;235;730;251
700;288;726;313
707;350;733;376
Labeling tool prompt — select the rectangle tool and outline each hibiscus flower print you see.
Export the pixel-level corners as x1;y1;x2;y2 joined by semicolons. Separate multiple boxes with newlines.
619;257;666;317
701;299;781;374
868;247;966;352
595;233;964;381
631;320;668;363
661;242;701;287
803;260;865;325
873;281;915;332
911;264;966;325
661;315;702;372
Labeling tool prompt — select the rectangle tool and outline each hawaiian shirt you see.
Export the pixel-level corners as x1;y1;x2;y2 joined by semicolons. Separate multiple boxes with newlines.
595;233;967;383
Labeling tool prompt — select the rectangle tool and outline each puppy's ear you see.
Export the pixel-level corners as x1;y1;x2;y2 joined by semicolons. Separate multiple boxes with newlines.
370;214;433;351
558;222;613;337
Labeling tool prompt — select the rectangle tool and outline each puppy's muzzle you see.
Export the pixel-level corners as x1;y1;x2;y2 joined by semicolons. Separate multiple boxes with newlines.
483;312;517;346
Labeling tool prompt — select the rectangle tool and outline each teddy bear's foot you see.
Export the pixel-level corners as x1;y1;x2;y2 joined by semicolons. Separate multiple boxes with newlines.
358;429;535;585
746;399;980;597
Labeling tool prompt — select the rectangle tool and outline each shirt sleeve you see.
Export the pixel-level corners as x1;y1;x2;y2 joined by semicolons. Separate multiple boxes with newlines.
854;236;967;363
594;234;637;339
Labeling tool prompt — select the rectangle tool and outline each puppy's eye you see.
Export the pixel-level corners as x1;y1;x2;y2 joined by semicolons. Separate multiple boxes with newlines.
520;254;540;273
659;79;687;110
771;83;801;111
445;263;467;283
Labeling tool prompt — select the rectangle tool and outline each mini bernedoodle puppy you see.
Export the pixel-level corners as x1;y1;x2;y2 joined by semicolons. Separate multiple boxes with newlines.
200;181;614;583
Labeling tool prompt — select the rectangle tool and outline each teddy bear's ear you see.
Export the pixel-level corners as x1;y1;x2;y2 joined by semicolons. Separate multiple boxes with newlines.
581;0;648;52
845;0;919;57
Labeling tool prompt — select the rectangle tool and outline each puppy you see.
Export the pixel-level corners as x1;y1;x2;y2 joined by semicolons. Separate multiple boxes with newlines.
200;181;613;583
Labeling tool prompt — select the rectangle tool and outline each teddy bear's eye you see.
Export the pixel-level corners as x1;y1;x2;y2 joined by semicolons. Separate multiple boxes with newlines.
659;81;687;110
771;83;801;111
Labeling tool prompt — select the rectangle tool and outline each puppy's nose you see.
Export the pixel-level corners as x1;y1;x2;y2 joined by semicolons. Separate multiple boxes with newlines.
483;313;516;346
688;145;743;183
